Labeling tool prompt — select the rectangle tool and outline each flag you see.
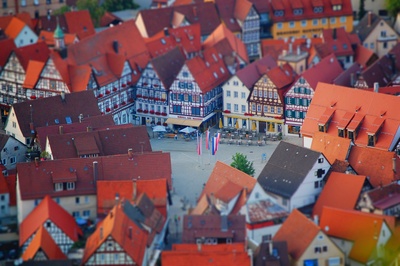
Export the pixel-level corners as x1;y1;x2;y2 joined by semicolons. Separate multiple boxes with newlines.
215;133;221;152
205;130;210;150
211;137;215;155
197;132;202;155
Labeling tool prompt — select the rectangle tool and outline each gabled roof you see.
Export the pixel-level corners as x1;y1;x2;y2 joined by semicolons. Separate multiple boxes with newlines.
13;41;50;71
301;83;400;151
364;182;400;210
11;90;101;138
268;0;353;22
258;141;323;198
5;17;27;39
203;23;249;64
254;240;290;266
162;243;251;265
312;172;366;217
266;63;296;90
321;27;359;57
64;10;95;40
19;195;82;246
37;14;68;33
235;55;277;88
38;30;77;47
352;12;384;42
320;207;395;264
214;0;241;33
333;62;362;87
234;0;253;22
353;45;378;68
137;2;221;37
199;161;256;202
22;225;66;261
273;209;321;260
301;54;343;88
310;132;352;164
348;146;399;187
358;54;396;87
23;60;44;89
81;201;149;265
17;152;172;200
151;47;186;90
0;39;15;67
182;215;246;244
47;125;151;159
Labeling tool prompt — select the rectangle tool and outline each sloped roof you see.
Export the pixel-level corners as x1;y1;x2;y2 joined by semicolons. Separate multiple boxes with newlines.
151;47;186;90
333;62;362;87
22;225;66;261
19;195;82;246
348;146;399;187
321;27;359;57
203;23;249;64
64;10;95;40
235;55;277;88
137;2;221;37
267;63;296;90
310;132;352;164
68;64;92;92
320;207;395;264
254;240;290;266
312;172;366;217
37;14;67;33
214;0;241;33
273;209;321;260
12;90;101;138
5;174;16;206
301;83;400;151
14;41;50;71
38;30;77;47
162;243;251;265
353;45;377;68
17;152;172;200
0;39;15;67
81;201;149;265
258;141;322;198
5;17;26;39
200;161;256;201
23;60;44;89
182;214;246;243
352;12;382;42
359;54;396;87
302;54;343;88
365;182;400;210
234;0;253;22
268;0;352;22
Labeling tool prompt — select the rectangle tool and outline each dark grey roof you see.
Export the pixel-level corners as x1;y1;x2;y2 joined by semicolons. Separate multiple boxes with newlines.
236;55;277;88
123;200;145;229
352;12;381;42
257;141;321;198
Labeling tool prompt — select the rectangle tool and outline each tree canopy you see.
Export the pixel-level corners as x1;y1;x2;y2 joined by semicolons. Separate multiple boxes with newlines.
102;0;139;12
386;0;400;18
230;153;255;177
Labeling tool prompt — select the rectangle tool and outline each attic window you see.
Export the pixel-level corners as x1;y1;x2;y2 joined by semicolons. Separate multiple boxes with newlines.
332;4;342;11
65;116;72;124
368;134;376;147
293;8;303;15
54;118;60;124
314;7;323;13
274;10;284;16
161;38;166;45
230;18;235;23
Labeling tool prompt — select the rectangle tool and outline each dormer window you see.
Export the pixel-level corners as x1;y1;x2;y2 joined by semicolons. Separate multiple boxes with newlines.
274;10;284;16
314;7;323;13
338;128;345;137
332;4;342;11
367;134;376;147
348;130;355;141
67;182;75;190
318;124;326;133
293;8;303;15
54;183;63;191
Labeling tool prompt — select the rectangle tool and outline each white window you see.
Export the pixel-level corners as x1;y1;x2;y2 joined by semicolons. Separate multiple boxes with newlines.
54;183;63;191
234;91;238;98
85;196;89;204
328;257;340;266
301;20;307;27
226;90;231;97
67;182;75;190
241;105;246;112
313;19;318;26
241;92;246;99
277;22;283;29
234;104;238;112
264;105;268;113
227;103;231;111
340;16;346;23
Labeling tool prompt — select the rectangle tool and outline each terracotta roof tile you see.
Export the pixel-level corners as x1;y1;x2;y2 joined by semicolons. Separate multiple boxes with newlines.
214;0;241;33
310;132;352;164
64;10;95;40
38;30;76;47
333;62;362;87
352;12;381;42
354;45;378;68
312;172;366;217
348;146;399;187
162;243;251;266
321;27;359;57
320;207;395;264
5;17;26;39
22;225;66;261
0;39;15;67
364;182;400;210
234;0;253;22
359;54;395;87
273;209;320;260
236;55;277;88
302;54;343;88
19;195;82;246
14;41;50;71
301;83;400;151
23;60;44;89
267;63;296;89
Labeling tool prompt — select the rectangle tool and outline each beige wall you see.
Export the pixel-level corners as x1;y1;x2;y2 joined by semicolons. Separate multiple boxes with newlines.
1;0;66;18
363;19;399;57
351;0;387;18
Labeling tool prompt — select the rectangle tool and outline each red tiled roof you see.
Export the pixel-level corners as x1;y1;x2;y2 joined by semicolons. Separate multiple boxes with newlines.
5;174;16;206
301;83;400;151
321;27;359;57
214;0;241;33
38;30;77;47
302;54;343;88
14;41;50;71
64;10;95;40
312;171;366;217
348;146;399;187
365;183;400;210
17;152;172;201
354;44;377;68
23;60;44;89
267;63;296;89
310;132;352;164
268;0;353;22
5;17;26;39
12;90;101;138
236;55;277;88
320;207;395;264
19;195;82;246
22;225;66;261
162;243;251;265
0;173;8;194
234;0;253;22
273;209;321;260
333;62;362;87
0;39;15;67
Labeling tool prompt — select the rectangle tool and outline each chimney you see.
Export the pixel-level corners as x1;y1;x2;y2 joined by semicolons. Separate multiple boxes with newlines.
110;210;113;218
221;214;228;232
59;125;63;135
128;226;132;239
333;28;337;39
367;11;372;27
297;46;301;55
193;6;197;17
93;161;98;183
132;178;137;201
197;241;202;252
113;40;119;53
60;91;65;101
128;148;133;159
393;157;397;172
34;157;39;167
373;82;379;93
79;114;83;123
115;192;120;205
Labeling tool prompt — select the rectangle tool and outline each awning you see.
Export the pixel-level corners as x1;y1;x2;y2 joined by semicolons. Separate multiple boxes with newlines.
165;117;202;127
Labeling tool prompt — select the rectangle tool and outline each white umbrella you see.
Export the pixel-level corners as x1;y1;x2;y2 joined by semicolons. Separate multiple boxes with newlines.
153;125;167;132
179;127;196;134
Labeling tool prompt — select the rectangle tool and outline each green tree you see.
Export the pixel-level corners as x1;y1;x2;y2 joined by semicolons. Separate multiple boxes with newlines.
76;0;104;27
358;0;366;21
386;0;400;18
52;5;71;15
102;0;139;12
230;153;255;177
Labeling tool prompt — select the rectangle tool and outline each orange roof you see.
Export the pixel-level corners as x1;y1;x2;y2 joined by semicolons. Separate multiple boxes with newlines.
348;146;399;187
312;172;366;217
23;60;44;89
200;161;256;203
5;17;26;39
162;243;250;266
38;30;77;47
234;0;252;22
19;195;82;246
22;225;66;261
64;10;95;40
320;207;395;264
273;209;320;260
301;83;400;151
310;132;352;164
190;194;210;215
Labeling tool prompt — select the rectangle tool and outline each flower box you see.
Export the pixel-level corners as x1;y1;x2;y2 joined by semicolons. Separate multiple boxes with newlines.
149;110;155;114
122;84;126;88
121;101;126;105
143;110;149;114
163;123;167;126
127;81;132;85
114;104;118;109
97;93;103;98
30;95;36;99
142;96;148;99
156;121;161;125
137;109;143;113
113;87;118;91
106;107;111;112
223;110;231;113
143;83;148;86
161;112;167;116
155;111;161;115
153;84;159;88
129;98;134;102
105;90;111;95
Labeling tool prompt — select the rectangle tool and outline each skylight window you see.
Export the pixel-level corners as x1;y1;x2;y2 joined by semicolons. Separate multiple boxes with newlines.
65;116;72;124
54;118;60;124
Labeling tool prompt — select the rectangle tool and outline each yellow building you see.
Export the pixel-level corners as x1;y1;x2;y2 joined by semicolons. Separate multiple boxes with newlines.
269;0;354;39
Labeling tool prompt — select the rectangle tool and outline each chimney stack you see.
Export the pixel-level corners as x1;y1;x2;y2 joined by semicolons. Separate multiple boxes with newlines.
373;82;379;93
333;28;337;39
87;126;92;132
59;125;63;135
163;27;169;36
93;161;98;183
367;11;372;27
289;43;293;54
269;241;273;256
